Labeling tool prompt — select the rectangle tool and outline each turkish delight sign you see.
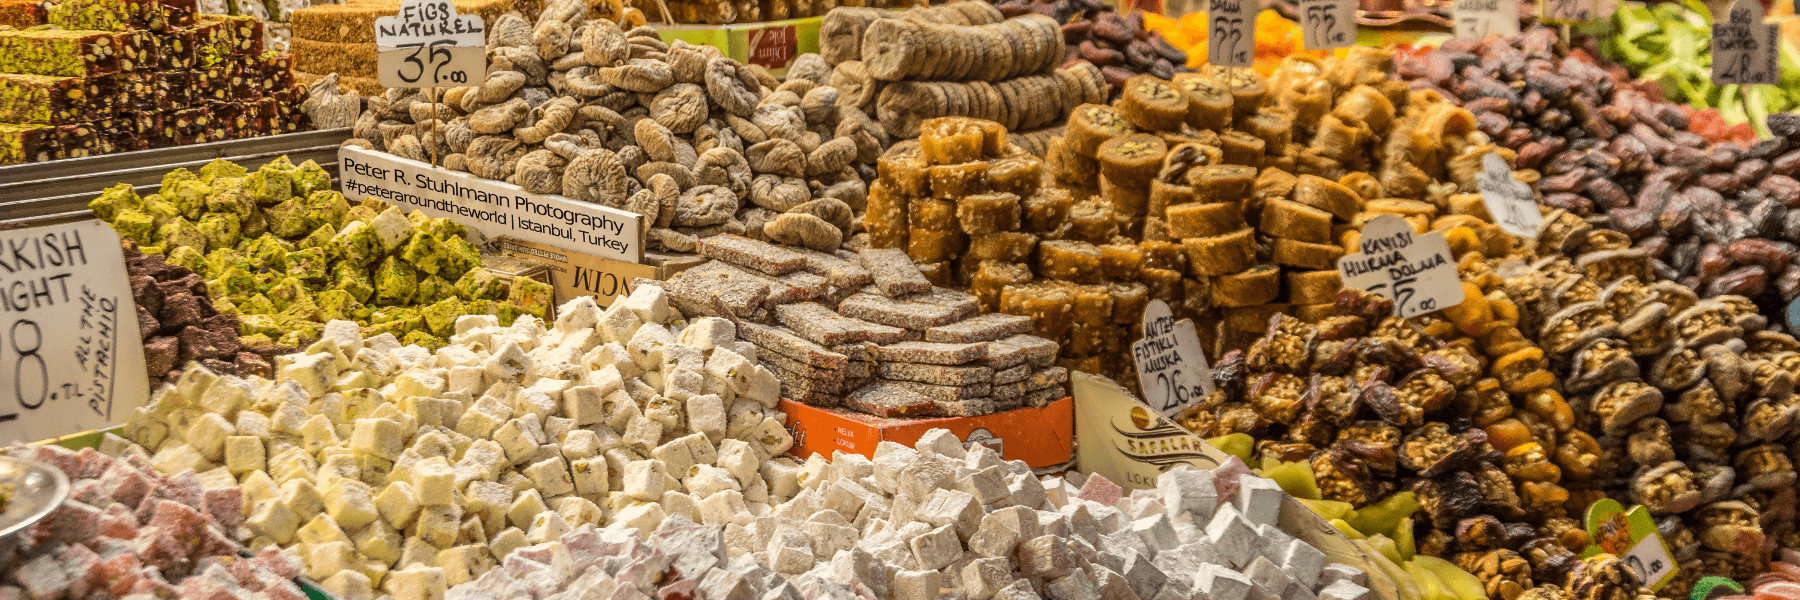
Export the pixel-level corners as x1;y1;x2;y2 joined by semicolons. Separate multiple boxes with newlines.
0;221;148;444
1337;214;1464;319
339;146;645;263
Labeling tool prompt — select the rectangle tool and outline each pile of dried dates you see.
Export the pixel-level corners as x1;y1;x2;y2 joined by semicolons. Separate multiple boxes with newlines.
1395;26;1800;323
992;0;1187;92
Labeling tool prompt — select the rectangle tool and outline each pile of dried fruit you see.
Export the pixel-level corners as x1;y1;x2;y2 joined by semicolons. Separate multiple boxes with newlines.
990;0;1188;93
348;14;885;255
818;2;1102;150
1395;27;1800;323
92;157;554;349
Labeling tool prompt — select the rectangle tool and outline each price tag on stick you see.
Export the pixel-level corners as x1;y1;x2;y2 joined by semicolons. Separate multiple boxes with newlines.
1477;153;1543;238
1297;0;1356;50
1336;214;1465;319
1540;0;1594;25
1712;0;1778;86
1452;0;1520;39
376;0;487;89
1131;299;1215;419
0;221;149;445
1206;0;1257;68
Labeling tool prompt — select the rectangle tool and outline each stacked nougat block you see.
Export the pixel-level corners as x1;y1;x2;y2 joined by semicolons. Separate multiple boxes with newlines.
664;235;1067;418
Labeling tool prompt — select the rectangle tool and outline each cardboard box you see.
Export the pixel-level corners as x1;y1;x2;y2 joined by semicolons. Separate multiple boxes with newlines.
493;236;706;308
1070;371;1404;600
780;397;1074;469
654;16;822;75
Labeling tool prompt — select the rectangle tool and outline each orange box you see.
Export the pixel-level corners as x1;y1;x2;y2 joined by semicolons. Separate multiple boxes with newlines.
780;397;1075;469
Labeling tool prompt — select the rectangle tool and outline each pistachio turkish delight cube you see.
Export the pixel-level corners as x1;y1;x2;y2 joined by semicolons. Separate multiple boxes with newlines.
243;236;290;272
371;257;420;306
291;159;331;197
209;266;256;299
238;293;275;315
415;274;454;305
205;186;255;220
112;209;156;245
164;178;210;220
295;223;335;252
264;197;313;239
331;220;385;268
510;277;554;321
245;163;292;205
0;73;90;125
331;263;373;304
89;182;144;221
158;215;207;252
263;276;306;310
198;157;245;182
204;246;246;276
422;297;464;337
401;233;448;277
0;29;120;77
314;289;363;322
194;214;241;252
286;246;328;283
306;190;349;229
438;236;480;282
456;268;509;301
167;245;206;274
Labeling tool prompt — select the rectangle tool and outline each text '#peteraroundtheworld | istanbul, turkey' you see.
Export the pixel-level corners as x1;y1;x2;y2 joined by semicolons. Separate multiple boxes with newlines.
338;145;645;263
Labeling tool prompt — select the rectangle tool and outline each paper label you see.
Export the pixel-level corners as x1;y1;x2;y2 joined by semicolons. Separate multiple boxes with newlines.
1712;0;1779;86
1206;0;1256;68
1298;0;1357;50
1336;214;1464;318
339;146;646;263
1584;499;1679;591
1072;371;1225;491
0;222;149;445
1477;153;1543;238
1787;297;1800;335
1452;0;1520;39
746;24;799;69
1540;0;1594;24
493;237;660;308
375;0;487;88
1130;299;1214;419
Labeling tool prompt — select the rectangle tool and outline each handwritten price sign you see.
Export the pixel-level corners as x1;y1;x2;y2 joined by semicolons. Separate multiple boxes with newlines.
1477;153;1543;238
376;0;487;88
1337;214;1465;319
1540;0;1594;24
1131;300;1214;419
1206;0;1257;68
1452;0;1519;39
1297;0;1356;50
1712;0;1778;86
0;222;148;445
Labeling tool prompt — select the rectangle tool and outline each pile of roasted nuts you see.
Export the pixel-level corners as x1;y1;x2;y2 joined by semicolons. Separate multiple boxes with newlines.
1396;27;1800;321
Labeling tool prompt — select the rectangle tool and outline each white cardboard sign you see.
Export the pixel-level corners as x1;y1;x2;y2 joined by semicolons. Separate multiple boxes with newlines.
1207;0;1257;68
1337;214;1464;318
1297;0;1357;50
1477;153;1542;238
1622;533;1678;591
0;222;148;444
1452;0;1520;39
1712;0;1779;86
1540;0;1594;24
339;145;646;263
1131;299;1214;419
376;0;487;88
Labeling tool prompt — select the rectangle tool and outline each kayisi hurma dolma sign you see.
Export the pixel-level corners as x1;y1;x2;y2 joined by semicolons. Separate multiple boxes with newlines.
0;222;149;445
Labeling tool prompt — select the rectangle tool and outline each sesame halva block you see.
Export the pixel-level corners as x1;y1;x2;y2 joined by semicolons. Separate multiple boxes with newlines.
759;349;843;384
859;248;931;297
844;382;936;418
696;233;810;275
905;287;980;318
881;379;992;401
873;341;989;365
790;247;873;290
775;302;906;347
977;334;1059;370
1025;386;1064;408
838;293;965;330
832;341;872;363
845;361;871;380
992;380;1032;403
936;397;998;417
663;261;771;319
924;313;1036;343
763;360;847;395
751;268;829;305
993;363;1032;385
737;322;848;369
877;362;994;386
1028;366;1069;390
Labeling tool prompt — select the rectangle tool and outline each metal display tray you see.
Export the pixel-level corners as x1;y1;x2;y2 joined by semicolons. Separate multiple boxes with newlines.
0;128;352;227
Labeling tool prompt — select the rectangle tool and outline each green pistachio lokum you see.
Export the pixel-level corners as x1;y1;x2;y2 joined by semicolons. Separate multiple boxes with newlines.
264;197;312;238
439;236;480;282
286;247;328;283
239;314;278;336
510;277;554;320
246;163;292;205
165;179;210;220
157;216;206;251
306;191;349;228
88;183;144;221
373;257;419;306
295;224;335;252
209;266;256;298
241;206;269;238
239;294;275;315
315;289;363;322
243;236;289;272
167;245;206;273
144;199;181;230
161;167;196;192
415;274;454;305
292;160;332;198
455;268;508;301
112;209;154;245
205;184;254;219
333;263;374;303
265;276;308;311
422;297;464;336
196;215;240;252
400;232;447;276
331;220;383;267
198;157;245;182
